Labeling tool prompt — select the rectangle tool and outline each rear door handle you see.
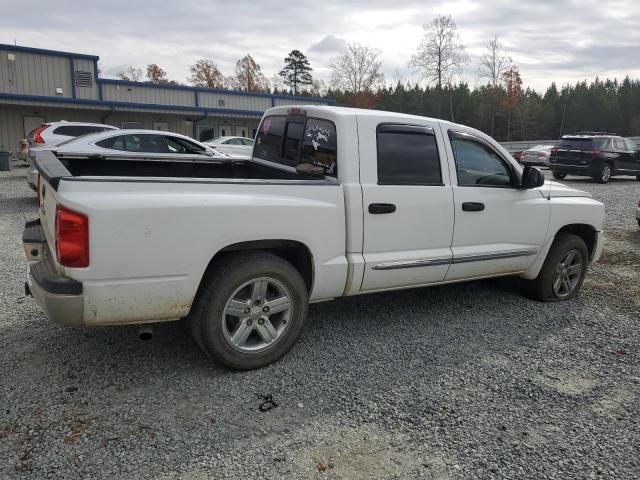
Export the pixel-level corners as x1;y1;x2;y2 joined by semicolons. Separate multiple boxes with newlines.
462;202;485;212
368;203;396;214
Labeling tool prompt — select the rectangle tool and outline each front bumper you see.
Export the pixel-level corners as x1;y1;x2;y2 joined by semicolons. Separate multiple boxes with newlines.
23;219;84;326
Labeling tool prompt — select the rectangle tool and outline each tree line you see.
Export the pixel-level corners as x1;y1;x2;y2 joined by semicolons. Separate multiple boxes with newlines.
114;15;640;141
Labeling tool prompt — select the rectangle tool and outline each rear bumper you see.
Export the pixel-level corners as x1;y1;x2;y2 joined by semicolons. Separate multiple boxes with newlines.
23;220;84;326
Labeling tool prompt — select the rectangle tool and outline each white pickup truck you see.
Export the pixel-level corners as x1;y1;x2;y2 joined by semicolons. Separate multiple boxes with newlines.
24;106;605;370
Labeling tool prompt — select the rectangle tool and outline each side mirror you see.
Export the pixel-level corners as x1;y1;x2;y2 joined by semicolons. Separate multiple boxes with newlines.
521;166;545;189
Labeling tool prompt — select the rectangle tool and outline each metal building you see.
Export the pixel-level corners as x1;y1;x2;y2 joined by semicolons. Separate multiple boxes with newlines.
0;44;334;153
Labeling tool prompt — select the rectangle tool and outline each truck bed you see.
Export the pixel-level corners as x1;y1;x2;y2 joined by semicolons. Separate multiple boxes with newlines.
35;151;318;189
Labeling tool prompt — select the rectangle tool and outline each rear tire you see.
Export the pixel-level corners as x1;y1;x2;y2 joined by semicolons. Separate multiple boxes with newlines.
524;233;588;302
636;175;640;181
552;170;567;180
594;163;612;183
190;252;308;370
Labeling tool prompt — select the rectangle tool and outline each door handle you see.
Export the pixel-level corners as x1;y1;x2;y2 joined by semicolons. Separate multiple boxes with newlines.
462;202;485;212
369;203;396;214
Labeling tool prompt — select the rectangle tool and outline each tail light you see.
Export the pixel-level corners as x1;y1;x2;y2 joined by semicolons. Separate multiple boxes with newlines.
32;124;49;144
55;205;89;268
584;149;601;156
550;147;559;153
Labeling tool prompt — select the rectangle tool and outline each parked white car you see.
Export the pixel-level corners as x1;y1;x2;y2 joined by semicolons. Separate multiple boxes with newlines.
26;130;229;190
520;145;554;167
27;121;118;148
203;136;254;157
24;106;605;370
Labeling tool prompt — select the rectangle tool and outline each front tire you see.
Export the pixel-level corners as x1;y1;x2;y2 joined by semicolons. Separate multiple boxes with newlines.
190;252;308;370
552;170;567;180
524;233;588;302
594;163;612;183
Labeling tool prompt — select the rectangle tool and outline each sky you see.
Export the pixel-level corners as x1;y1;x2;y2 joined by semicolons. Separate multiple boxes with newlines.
1;0;639;93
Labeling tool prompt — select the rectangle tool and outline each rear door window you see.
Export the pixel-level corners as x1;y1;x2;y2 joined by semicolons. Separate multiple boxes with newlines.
376;124;442;185
254;115;337;177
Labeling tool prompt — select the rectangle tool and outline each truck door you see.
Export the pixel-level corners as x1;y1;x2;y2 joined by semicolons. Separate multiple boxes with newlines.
442;128;550;281
360;118;455;292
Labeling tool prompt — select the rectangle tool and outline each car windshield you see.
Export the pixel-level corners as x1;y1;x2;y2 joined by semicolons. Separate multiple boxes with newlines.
558;138;609;149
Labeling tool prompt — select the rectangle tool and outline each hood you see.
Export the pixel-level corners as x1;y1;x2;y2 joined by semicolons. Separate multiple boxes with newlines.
539;180;592;198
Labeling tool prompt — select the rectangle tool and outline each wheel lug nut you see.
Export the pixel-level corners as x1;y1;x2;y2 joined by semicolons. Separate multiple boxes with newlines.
263;306;270;313
255;300;261;306
258;318;265;325
244;308;250;314
246;319;253;326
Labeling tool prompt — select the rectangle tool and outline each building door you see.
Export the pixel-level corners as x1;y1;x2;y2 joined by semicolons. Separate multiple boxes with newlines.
152;121;169;131
234;125;248;138
197;124;216;142
219;125;233;137
23;116;45;138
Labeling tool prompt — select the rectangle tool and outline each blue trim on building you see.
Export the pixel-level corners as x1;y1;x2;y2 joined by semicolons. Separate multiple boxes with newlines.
98;78;334;104
0;44;99;61
0;92;267;117
94;61;103;101
68;57;76;99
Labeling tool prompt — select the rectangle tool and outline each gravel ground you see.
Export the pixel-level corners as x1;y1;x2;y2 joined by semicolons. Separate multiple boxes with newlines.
1;165;639;480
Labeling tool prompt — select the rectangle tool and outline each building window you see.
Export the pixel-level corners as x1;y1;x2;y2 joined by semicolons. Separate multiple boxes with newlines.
218;98;225;107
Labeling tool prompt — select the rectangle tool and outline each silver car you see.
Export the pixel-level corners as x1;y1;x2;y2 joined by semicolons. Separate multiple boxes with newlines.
203;136;254;157
520;145;554;167
27;130;229;190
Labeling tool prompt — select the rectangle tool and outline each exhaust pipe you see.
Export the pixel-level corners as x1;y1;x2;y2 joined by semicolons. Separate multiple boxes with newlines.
137;325;153;341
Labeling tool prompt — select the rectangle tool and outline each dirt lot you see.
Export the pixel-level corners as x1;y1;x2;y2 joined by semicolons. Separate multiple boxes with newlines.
0;166;638;479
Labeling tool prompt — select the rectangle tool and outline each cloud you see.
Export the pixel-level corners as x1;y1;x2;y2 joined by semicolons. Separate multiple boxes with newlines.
1;0;639;92
309;35;347;54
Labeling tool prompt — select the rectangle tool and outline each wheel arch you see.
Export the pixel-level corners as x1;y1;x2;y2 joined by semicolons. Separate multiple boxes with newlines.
199;239;315;296
555;223;597;260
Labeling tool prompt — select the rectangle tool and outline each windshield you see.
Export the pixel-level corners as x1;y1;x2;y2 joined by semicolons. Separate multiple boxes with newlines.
558;138;609;149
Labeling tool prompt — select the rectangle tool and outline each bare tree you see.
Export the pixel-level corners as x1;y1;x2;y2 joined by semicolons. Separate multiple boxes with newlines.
330;43;384;94
270;73;285;93
478;35;511;87
117;66;143;82
410;15;468;89
188;59;225;88
146;64;168;84
233;54;269;92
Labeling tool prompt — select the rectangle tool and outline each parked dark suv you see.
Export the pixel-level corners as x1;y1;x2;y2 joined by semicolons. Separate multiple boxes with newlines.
549;132;640;183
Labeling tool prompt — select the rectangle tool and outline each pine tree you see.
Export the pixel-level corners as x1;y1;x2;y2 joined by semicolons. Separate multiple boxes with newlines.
279;50;313;95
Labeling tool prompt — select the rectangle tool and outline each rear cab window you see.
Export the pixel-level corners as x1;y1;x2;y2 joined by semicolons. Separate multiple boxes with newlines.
254;115;337;178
